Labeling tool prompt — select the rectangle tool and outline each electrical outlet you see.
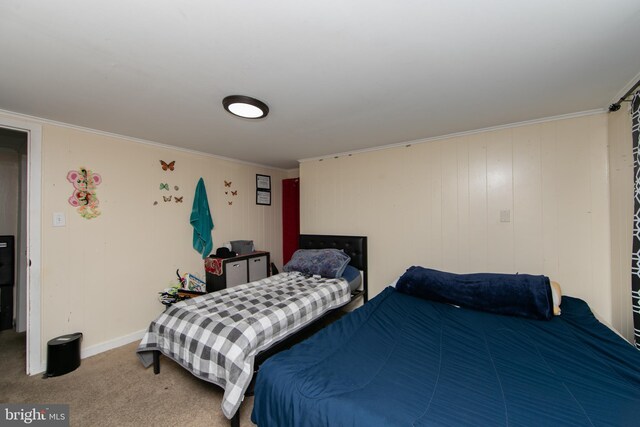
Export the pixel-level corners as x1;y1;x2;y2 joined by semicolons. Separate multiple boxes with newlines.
500;209;511;223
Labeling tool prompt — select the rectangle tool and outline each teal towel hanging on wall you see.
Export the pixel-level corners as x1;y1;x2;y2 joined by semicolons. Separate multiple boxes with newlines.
190;177;214;258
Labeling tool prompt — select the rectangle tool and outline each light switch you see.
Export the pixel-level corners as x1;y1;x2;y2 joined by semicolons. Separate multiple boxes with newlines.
53;212;66;227
500;209;511;223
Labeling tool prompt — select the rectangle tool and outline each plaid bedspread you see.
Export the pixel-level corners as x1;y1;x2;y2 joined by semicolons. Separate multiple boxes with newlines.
136;272;350;419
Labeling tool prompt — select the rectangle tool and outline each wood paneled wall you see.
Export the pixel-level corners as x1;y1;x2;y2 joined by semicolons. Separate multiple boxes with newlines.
608;107;634;341
301;113;613;324
40;124;286;353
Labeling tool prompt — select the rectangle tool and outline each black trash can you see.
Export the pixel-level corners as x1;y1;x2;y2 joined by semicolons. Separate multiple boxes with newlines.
44;332;83;378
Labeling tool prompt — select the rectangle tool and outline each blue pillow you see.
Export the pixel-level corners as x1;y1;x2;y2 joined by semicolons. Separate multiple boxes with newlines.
396;266;553;320
283;249;351;278
341;265;362;292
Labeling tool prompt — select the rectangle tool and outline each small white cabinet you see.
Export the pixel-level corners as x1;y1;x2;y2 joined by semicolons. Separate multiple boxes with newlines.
205;252;270;292
248;255;268;282
226;259;248;287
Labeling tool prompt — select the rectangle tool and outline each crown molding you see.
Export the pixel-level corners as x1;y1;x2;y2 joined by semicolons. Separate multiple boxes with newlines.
299;108;605;163
0;108;288;172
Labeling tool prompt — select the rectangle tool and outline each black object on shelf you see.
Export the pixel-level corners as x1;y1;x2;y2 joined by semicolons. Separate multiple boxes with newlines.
43;332;83;378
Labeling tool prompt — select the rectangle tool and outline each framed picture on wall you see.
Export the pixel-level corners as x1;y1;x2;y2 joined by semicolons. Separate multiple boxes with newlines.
256;174;271;190
256;174;271;205
256;190;271;206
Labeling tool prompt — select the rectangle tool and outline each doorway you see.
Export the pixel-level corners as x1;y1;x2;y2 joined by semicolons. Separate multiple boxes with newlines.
0;128;27;368
282;178;300;265
0;128;27;330
0;116;42;375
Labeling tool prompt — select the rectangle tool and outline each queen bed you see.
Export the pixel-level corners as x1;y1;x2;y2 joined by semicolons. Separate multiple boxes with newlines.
136;234;368;426
251;267;640;426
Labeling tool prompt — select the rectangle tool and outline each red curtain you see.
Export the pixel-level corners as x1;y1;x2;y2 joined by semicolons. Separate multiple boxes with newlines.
282;178;300;265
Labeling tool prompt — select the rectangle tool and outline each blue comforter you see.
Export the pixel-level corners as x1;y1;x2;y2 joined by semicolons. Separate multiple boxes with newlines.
252;287;640;426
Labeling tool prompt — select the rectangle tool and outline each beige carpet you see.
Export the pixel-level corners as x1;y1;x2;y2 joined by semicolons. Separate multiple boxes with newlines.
0;330;255;427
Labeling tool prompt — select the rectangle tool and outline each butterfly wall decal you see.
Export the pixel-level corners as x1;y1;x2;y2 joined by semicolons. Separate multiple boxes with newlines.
224;180;232;187
160;160;175;171
174;196;183;203
159;183;169;190
228;201;233;205
174;185;179;191
231;190;238;196
163;195;172;202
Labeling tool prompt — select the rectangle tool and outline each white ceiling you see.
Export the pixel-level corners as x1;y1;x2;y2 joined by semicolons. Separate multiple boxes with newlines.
1;1;640;169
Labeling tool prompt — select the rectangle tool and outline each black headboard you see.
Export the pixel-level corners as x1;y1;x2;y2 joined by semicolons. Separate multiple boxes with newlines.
299;234;368;302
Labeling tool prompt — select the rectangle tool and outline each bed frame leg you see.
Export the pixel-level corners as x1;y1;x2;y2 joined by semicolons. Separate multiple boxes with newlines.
153;350;160;374
230;412;240;427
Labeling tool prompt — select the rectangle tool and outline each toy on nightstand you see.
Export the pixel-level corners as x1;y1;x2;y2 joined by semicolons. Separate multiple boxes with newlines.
158;269;206;306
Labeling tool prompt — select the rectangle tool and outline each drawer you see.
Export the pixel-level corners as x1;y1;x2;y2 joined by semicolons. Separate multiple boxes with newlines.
248;255;268;282
225;259;248;287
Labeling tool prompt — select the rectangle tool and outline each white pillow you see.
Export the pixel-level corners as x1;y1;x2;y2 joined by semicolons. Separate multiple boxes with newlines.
550;281;562;315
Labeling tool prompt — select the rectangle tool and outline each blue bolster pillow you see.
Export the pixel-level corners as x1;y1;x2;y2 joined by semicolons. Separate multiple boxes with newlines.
396;266;554;320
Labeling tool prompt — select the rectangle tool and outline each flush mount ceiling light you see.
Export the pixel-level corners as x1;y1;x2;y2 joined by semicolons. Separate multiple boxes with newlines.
222;95;269;119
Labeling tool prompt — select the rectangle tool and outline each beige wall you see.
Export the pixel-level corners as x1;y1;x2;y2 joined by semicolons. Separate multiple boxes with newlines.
286;168;300;179
608;106;634;341
301;113;614;324
4;105;633;362
38;123;286;358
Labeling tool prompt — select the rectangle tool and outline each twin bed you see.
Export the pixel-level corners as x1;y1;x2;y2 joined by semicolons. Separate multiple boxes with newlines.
138;235;640;427
137;234;368;426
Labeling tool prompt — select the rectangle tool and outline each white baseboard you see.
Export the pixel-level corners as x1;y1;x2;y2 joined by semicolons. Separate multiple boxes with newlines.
81;329;147;359
29;362;45;376
30;329;147;376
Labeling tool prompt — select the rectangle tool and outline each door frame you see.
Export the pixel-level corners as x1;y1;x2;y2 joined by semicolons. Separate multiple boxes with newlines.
0;114;42;375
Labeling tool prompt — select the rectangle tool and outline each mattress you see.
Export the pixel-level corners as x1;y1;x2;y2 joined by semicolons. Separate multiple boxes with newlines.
252;287;640;426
